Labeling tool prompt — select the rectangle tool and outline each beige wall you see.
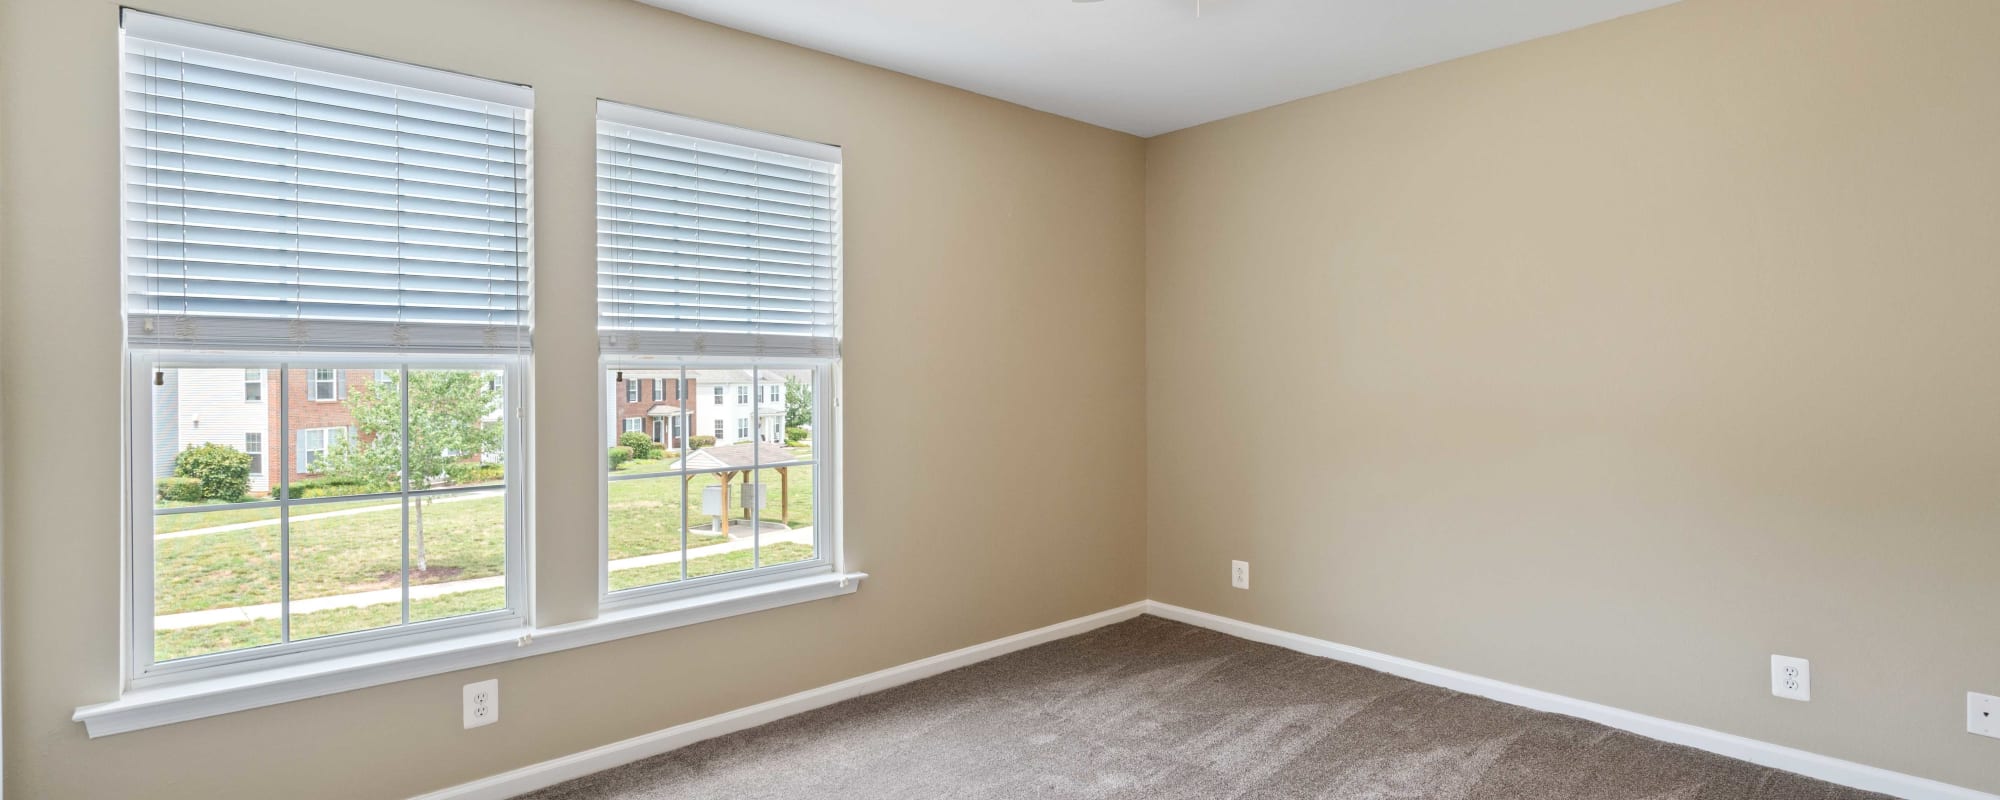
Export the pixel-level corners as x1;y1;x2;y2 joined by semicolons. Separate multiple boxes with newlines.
1146;0;1999;793
0;0;1147;796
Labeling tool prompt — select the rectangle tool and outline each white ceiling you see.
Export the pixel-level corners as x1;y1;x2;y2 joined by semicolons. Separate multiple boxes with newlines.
635;0;1680;137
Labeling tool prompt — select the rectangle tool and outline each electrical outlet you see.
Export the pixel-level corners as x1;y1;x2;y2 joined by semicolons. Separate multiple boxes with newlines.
1770;655;1810;702
1970;692;2000;740
1230;560;1249;590
463;679;499;729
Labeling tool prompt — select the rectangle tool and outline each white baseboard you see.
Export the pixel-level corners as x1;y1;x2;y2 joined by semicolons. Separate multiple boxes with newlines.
408;601;1150;800
413;599;1991;800
1144;601;1996;800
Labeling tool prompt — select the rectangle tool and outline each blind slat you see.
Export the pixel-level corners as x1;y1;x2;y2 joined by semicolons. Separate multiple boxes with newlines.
124;27;531;353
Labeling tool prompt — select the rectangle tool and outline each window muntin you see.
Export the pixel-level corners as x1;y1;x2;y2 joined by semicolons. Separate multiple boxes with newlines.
713;419;723;438
123;13;531;678
736;385;749;405
713;386;724;404
626;379;639;403
605;365;823;595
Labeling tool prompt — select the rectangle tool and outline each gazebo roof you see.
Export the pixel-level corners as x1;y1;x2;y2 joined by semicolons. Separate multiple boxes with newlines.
669;442;798;472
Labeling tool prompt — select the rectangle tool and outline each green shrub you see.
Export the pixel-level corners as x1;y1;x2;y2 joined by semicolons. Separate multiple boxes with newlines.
608;446;633;469
285;475;381;499
617;431;660;460
785;426;808;444
173;443;251;501
689;435;717;449
156;476;204;504
445;461;505;485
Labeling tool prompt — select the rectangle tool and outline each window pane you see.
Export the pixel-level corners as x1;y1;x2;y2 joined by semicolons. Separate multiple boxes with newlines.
283;368;403;500
405;369;507;491
753;465;815;569
287;498;406;641
153;508;282;661
610;368;684;475
152;366;280;506
686;470;755;581
407;488;509;623
607;476;706;591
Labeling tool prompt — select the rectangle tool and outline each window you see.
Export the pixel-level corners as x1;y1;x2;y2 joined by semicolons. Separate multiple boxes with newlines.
243;432;263;475
626;378;639;403
309;369;339;402
624;417;642;433
655;378;667;402
599;100;840;601
123;11;530;677
298;426;347;472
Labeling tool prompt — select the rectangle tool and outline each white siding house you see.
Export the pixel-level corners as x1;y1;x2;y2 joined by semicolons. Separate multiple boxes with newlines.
154;367;273;494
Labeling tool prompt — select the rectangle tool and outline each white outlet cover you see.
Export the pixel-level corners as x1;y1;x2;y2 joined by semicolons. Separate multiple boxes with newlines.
1230;560;1249;590
1970;692;2000;739
463;678;499;729
1770;655;1810;702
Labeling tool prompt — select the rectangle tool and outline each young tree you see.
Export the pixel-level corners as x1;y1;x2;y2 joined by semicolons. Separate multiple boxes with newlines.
320;370;503;573
784;375;813;430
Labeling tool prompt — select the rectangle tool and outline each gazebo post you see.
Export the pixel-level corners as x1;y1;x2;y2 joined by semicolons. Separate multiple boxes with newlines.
719;471;733;534
779;467;789;524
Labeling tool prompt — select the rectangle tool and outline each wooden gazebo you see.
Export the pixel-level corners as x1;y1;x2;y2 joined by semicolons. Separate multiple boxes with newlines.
668;442;798;534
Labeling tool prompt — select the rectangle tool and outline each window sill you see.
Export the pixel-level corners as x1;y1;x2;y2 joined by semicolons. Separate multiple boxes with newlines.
73;571;866;738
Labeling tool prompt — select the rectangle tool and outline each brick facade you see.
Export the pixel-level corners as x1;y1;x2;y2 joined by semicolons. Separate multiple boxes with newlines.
614;371;699;449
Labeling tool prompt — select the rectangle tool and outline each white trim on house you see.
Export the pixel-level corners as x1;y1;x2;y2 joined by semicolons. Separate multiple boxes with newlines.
408;600;1997;800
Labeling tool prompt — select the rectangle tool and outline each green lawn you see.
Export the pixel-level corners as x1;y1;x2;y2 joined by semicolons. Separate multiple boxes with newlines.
153;460;816;615
155;541;818;662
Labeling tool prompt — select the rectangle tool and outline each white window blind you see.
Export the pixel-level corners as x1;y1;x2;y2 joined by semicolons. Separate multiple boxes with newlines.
122;12;532;354
597;101;841;358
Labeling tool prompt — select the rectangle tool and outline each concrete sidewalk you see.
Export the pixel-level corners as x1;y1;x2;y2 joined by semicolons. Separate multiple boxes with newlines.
154;526;815;630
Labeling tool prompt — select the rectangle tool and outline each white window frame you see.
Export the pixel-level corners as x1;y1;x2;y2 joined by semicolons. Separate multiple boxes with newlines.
736;417;750;440
713;385;724;404
623;417;642;434
736;385;749;404
308;369;338;402
125;355;530;687
713;418;724;438
244;369;263;402
626;378;639;403
598;359;840;608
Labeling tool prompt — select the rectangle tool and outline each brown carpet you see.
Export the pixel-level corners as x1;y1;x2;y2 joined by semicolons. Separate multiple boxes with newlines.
519;615;1890;800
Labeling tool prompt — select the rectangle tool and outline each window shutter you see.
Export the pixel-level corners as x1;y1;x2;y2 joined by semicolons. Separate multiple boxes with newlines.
122;11;532;355
596;101;840;359
334;370;346;400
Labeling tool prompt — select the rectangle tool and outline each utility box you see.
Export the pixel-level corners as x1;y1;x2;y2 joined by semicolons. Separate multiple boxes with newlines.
701;482;767;515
